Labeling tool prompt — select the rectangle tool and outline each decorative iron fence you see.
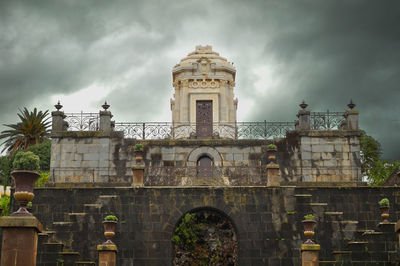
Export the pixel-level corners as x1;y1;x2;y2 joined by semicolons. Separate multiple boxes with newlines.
61;110;347;139
310;111;345;130
64;112;99;131
114;121;295;140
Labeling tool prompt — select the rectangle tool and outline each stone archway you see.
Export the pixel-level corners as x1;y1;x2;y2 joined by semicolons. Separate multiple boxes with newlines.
172;208;238;265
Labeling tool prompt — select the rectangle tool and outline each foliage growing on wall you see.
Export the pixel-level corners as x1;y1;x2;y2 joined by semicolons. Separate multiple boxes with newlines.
360;130;400;185
172;211;238;266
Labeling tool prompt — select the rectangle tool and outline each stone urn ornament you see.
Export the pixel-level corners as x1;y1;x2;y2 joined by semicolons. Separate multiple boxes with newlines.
267;144;278;163
103;215;118;244
11;151;40;216
133;143;144;163
378;198;390;223
302;214;317;244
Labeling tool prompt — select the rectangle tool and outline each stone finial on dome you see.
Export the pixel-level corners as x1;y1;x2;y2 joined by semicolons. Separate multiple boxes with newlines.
195;45;213;53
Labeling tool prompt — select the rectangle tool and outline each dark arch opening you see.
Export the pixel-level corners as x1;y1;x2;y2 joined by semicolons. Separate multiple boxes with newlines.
197;155;213;178
172;207;238;265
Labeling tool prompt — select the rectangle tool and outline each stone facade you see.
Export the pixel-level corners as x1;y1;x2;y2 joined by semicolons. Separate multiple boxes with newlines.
49;129;361;185
29;186;400;265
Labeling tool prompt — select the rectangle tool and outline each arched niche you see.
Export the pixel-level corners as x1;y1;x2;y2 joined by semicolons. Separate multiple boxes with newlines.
187;146;222;167
171;207;238;265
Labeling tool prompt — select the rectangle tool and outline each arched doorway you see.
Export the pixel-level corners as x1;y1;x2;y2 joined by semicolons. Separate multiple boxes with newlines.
197;155;213;178
172;208;238;265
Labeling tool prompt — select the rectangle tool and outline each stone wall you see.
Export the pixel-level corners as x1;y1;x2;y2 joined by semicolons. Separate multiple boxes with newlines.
50;130;361;186
27;186;400;265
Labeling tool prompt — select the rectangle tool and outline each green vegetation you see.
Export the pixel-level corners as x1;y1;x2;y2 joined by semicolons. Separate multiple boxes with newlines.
12;151;40;171
35;171;49;187
171;213;202;249
267;144;277;150
134;143;144;151
0;195;10;216
26;140;51;171
304;214;315;220
27;201;32;208
0;108;50;154
104;215;118;222
378;198;389;207
360;130;400;186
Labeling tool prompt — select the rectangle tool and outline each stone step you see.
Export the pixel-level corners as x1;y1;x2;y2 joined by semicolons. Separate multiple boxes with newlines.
319;261;336;266
75;262;96;265
42;242;64;253
59;251;81;265
332;250;351;263
38;232;49;246
347;241;368;252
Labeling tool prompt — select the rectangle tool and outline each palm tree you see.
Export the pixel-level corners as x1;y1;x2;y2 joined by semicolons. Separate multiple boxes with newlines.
0;108;51;154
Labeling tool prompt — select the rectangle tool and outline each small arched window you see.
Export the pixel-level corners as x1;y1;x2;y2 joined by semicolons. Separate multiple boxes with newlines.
197;155;213;178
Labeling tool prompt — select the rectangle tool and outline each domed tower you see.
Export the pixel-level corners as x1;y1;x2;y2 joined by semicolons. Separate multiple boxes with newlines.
171;45;238;138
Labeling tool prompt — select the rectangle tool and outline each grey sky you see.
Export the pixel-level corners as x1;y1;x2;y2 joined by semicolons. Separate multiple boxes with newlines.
0;0;399;159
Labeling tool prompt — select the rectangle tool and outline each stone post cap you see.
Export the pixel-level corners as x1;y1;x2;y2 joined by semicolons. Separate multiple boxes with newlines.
345;110;359;115
97;244;118;252
51;110;64;116
297;110;310;116
99;110;112;117
301;244;320;251
266;163;279;169
0;216;43;232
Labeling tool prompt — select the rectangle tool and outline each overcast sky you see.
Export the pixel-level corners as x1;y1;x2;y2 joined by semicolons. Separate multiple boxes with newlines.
0;0;399;159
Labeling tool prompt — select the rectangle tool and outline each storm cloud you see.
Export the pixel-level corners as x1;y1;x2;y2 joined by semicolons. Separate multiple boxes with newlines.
0;0;399;159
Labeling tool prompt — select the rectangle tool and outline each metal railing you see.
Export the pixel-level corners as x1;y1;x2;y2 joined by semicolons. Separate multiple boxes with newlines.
310;111;345;130
64;112;99;131
61;110;347;139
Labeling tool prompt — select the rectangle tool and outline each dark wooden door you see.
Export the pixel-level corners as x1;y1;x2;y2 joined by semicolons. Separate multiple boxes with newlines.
197;156;213;178
196;100;213;138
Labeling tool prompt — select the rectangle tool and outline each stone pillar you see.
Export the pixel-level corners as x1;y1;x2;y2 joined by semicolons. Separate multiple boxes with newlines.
267;163;280;186
97;244;117;266
52;111;65;132
301;243;320;266
297;101;310;130
266;146;280;186
132;166;145;186
344;100;358;130
100;111;112;133
100;102;112;133
395;220;400;249
345;110;358;130
0;216;43;266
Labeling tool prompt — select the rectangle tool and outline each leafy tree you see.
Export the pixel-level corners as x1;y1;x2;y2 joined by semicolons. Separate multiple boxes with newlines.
26;140;51;171
359;130;381;176
0;108;50;154
360;130;400;185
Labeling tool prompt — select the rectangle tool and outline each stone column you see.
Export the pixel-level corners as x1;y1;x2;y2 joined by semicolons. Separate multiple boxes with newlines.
297;101;310;130
99;102;112;133
344;100;358;130
301;243;320;266
0;216;43;266
97;244;117;266
395;220;400;249
132;166;145;186
266;146;280;186
52;111;65;133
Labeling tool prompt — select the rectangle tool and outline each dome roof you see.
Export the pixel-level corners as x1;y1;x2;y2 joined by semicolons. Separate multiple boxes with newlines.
173;45;235;75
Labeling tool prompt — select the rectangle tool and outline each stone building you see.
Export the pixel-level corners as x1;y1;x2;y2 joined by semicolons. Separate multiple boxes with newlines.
13;46;400;265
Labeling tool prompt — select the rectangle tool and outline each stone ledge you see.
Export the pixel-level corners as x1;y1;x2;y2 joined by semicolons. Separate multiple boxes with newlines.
135;138;272;147
51;131;124;139
301;244;320;251
97;244;118;252
292;130;360;137
0;216;43;232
